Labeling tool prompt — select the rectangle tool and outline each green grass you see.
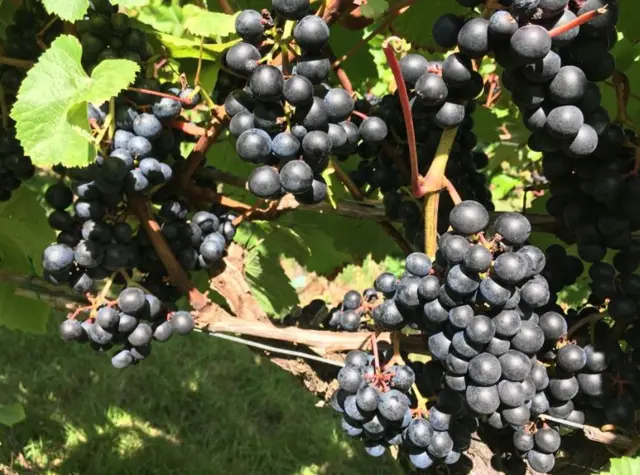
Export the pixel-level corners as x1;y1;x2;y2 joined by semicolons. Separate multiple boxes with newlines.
0;320;402;475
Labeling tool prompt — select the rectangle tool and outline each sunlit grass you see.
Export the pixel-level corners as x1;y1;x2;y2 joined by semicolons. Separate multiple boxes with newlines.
0;321;402;475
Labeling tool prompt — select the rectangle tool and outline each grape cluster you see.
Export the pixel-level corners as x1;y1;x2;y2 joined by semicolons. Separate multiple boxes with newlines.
0;126;35;201
76;0;153;70
349;90;492;248
59;286;195;369
331;350;474;468
441;1;637;259
0;4;61;201
42;180;236;297
327;200;596;471
558;248;640;426
223;0;387;203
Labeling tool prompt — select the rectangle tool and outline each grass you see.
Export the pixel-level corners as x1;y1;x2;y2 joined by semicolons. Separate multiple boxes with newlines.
0;319;402;475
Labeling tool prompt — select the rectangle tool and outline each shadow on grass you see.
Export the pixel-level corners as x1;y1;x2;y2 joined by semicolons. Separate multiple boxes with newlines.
0;320;402;475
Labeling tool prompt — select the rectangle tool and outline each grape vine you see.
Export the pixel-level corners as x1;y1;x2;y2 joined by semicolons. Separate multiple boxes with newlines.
0;0;639;473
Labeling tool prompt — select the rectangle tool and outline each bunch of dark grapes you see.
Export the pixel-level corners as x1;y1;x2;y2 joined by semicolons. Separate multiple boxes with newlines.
438;1;639;260
0;125;35;202
42;77;235;295
59;286;195;369
0;3;62;201
330;350;474;468
223;0;387;204
75;0;153;71
327;200;599;472
556;248;640;427
345;51;493;249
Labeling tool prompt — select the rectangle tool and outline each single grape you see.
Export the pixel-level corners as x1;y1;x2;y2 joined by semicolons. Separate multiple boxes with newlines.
248;166;281;199
235;9;264;42
294;15;329;51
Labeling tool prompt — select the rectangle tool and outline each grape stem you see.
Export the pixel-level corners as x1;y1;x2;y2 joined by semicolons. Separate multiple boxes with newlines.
566;311;605;339
217;0;234;15
548;6;608;38
331;158;414;255
129;194;209;310
371;332;381;371
612;70;632;125
126;87;195;105
36;16;58;50
424;190;440;259
382;38;423;199
423;127;459;194
87;272;117;320
382;332;405;369
0;56;34;69
325;45;354;94
410;382;430;417
351;110;368;120
444;178;462;205
169;120;212;137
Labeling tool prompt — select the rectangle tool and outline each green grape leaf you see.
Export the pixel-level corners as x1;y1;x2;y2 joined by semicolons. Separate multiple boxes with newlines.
134;3;185;36
244;249;299;317
0;403;25;426
41;0;88;22
11;35;139;168
392;0;466;49
617;0;640;43
183;5;238;40
360;0;388;19
239;226;299;317
0;188;54;333
599;457;640;475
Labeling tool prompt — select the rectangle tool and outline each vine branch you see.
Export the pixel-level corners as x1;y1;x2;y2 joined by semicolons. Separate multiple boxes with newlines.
128;194;209;310
0;56;34;69
331;159;414;255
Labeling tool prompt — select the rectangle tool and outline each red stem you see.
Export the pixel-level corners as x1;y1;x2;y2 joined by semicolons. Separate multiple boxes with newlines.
548;7;606;38
129;195;209;310
127;87;193;105
218;0;234;14
382;42;421;198
351;110;369;120
444;178;462;205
